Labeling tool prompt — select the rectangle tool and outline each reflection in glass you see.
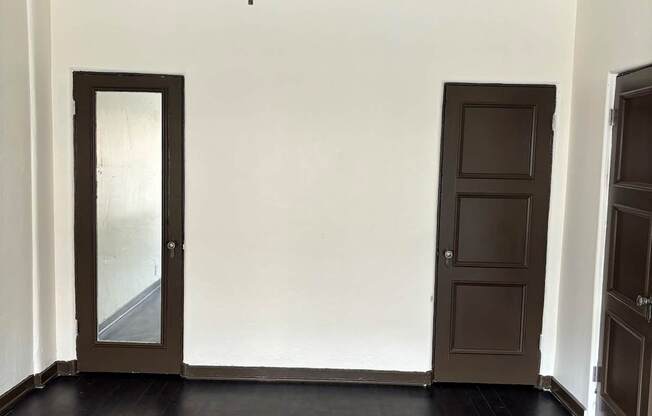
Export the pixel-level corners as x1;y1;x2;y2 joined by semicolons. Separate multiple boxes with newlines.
96;91;162;343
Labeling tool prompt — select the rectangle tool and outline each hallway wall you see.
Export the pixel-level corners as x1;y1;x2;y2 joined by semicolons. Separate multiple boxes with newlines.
0;0;35;396
0;0;58;398
555;0;652;411
50;0;577;373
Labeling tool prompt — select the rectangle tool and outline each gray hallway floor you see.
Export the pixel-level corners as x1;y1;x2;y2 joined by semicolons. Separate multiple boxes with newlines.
98;287;161;343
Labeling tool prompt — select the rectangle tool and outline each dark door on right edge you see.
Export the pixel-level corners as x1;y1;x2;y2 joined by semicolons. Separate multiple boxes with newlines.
434;84;555;385
598;65;652;416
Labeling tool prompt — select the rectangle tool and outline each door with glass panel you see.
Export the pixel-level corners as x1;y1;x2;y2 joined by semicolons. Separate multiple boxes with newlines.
73;72;184;373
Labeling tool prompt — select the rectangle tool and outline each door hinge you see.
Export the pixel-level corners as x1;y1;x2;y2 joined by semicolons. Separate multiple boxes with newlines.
551;113;557;132
609;108;617;126
73;99;76;116
593;366;603;382
538;334;543;351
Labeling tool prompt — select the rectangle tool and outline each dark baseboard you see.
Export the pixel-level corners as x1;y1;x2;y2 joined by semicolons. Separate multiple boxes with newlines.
98;280;161;334
56;360;78;376
538;376;585;416
536;375;552;390
34;362;58;387
182;364;432;386
0;375;34;416
0;360;78;415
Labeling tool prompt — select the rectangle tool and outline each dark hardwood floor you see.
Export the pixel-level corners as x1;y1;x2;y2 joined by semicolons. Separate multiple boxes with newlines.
5;373;569;416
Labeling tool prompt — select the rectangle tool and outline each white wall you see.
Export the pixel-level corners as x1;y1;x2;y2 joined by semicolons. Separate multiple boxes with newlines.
0;0;58;397
0;0;35;394
50;0;577;372
554;0;652;411
27;0;58;374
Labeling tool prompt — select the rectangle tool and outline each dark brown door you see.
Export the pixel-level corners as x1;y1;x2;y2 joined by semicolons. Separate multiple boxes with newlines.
598;65;652;416
433;84;555;385
74;72;184;373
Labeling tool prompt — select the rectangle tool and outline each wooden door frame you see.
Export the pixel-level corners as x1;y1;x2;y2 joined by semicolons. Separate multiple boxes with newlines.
586;71;619;414
73;71;185;374
431;82;556;383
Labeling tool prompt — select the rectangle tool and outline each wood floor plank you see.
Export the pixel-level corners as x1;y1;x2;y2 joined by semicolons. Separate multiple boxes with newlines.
476;385;512;416
492;384;570;416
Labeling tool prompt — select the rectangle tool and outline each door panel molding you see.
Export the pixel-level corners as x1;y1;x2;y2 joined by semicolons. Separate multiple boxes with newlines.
453;193;533;268
602;313;645;416
449;281;527;355
606;204;652;317
457;103;538;180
